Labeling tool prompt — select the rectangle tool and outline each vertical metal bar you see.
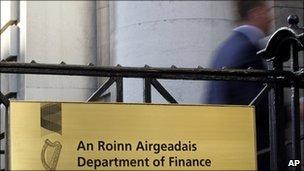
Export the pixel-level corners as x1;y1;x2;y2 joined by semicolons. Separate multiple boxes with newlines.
290;43;301;171
5;106;9;171
116;77;123;102
269;61;285;171
144;78;151;103
0;100;2;171
0;93;9;171
0;111;2;171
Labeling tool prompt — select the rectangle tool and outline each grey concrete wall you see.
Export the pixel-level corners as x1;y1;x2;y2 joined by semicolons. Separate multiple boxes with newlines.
109;1;237;103
20;1;98;101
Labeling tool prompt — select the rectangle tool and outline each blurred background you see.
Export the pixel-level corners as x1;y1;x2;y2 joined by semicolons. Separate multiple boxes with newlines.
1;1;303;104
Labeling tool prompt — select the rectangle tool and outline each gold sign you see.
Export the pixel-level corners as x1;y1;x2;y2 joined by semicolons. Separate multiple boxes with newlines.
9;101;257;170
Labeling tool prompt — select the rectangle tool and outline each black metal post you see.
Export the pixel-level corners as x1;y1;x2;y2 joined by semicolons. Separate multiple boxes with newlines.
0;97;9;171
144;78;152;103
0;92;9;171
290;43;301;171
269;60;286;171
5;106;9;171
116;77;123;102
0;133;3;171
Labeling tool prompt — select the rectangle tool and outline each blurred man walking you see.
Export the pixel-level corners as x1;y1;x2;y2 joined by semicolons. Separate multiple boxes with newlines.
207;1;272;170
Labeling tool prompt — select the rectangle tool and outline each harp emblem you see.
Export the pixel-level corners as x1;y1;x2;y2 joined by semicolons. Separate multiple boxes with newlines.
41;139;62;170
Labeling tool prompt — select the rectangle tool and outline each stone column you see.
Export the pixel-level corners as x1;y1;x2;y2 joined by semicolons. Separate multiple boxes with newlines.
108;1;237;103
20;1;97;101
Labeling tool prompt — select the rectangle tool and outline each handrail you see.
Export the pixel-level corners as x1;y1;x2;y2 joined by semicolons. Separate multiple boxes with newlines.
0;61;301;86
0;20;18;35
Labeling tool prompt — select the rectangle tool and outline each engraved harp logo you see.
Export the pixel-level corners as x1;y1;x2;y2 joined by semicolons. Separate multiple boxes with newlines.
41;139;62;170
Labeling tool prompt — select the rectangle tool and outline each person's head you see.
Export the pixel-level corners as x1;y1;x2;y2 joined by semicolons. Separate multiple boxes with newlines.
236;0;272;34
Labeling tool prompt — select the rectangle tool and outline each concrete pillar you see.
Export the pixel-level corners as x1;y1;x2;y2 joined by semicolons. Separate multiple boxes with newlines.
19;1;97;101
96;1;111;101
108;1;237;103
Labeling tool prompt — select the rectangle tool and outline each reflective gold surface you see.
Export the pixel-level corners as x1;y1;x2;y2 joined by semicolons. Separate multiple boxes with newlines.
10;102;256;170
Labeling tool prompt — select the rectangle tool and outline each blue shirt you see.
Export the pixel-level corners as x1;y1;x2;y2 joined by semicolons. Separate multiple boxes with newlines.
207;26;267;105
234;25;265;48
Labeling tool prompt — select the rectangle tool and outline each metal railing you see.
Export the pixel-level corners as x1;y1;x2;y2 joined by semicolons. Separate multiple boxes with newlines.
0;15;303;171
